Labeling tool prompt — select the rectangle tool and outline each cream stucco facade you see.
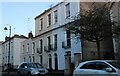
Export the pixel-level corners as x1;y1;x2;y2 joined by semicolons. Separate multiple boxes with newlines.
2;35;28;70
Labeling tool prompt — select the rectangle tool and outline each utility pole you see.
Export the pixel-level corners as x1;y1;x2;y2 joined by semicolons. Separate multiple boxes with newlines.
4;25;11;75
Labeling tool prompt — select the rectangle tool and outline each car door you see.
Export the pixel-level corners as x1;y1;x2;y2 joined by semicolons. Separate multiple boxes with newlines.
92;62;118;76
78;62;118;76
79;62;99;75
18;63;25;75
19;63;28;75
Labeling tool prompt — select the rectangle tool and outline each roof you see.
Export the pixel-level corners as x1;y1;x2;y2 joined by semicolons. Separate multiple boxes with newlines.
80;60;119;64
34;1;63;20
0;41;3;45
2;34;28;44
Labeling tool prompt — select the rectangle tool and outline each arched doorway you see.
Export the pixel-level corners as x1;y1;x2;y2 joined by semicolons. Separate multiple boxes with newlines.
54;53;58;70
49;54;52;70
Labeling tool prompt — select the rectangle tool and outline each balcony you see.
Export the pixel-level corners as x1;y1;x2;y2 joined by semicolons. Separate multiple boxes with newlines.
37;48;42;54
62;41;71;49
44;44;53;52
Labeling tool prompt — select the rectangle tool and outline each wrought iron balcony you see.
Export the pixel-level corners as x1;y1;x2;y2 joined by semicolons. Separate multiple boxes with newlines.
37;48;42;54
53;44;57;51
44;44;53;52
62;41;71;49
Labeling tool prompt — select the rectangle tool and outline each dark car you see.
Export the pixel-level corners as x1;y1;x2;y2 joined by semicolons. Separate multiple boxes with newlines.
17;62;48;76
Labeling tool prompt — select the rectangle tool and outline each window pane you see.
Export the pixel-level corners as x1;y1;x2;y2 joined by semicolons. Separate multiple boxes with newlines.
80;62;111;70
48;14;51;26
67;31;71;48
95;62;110;70
54;34;57;49
40;18;43;30
66;3;70;18
80;62;95;69
54;10;58;23
40;39;43;51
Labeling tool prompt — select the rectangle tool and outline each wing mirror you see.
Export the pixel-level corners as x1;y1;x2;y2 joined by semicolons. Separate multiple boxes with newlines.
105;68;113;72
24;66;27;69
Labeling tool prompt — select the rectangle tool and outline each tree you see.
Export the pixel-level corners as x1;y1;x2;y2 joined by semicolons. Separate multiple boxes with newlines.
66;2;118;59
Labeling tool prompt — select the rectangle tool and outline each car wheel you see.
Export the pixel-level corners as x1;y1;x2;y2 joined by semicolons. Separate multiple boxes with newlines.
27;72;32;76
17;72;21;76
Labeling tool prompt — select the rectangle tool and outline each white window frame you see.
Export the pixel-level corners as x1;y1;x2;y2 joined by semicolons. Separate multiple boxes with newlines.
39;55;42;64
32;56;35;62
54;10;58;24
65;3;70;18
47;13;51;27
39;18;43;31
32;42;35;54
27;43;29;52
47;36;51;46
22;45;25;53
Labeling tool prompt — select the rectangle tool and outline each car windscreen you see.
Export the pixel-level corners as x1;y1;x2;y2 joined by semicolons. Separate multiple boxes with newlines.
29;63;43;68
108;61;120;69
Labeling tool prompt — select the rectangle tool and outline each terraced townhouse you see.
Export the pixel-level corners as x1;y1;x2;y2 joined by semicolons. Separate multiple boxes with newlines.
20;0;82;71
2;35;28;70
1;0;120;72
20;0;120;71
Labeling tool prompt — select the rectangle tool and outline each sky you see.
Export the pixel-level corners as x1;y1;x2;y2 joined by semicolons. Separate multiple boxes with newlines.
0;0;62;41
1;0;115;41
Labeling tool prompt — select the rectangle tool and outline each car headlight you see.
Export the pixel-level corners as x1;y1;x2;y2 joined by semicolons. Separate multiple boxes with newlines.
31;70;39;75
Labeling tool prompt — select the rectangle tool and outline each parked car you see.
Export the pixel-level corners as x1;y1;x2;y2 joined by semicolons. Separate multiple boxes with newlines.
73;60;120;76
17;62;48;76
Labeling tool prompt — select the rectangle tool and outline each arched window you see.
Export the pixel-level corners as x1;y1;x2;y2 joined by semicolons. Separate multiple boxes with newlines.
29;56;31;62
49;54;52;70
54;53;58;70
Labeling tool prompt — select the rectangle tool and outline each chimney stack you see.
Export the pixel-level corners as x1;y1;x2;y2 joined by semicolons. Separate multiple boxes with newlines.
5;36;10;41
28;31;33;38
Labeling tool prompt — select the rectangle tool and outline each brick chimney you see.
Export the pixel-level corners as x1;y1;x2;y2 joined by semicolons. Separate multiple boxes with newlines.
28;31;33;38
5;36;10;41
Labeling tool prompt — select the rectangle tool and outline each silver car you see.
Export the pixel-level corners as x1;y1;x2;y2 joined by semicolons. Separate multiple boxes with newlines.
73;60;120;76
17;62;48;76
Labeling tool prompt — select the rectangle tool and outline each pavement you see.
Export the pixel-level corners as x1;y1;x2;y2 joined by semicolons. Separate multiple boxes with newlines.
1;70;65;76
1;72;16;76
0;66;2;76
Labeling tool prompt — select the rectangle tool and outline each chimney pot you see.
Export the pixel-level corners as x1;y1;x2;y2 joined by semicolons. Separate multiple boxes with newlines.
28;32;33;38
